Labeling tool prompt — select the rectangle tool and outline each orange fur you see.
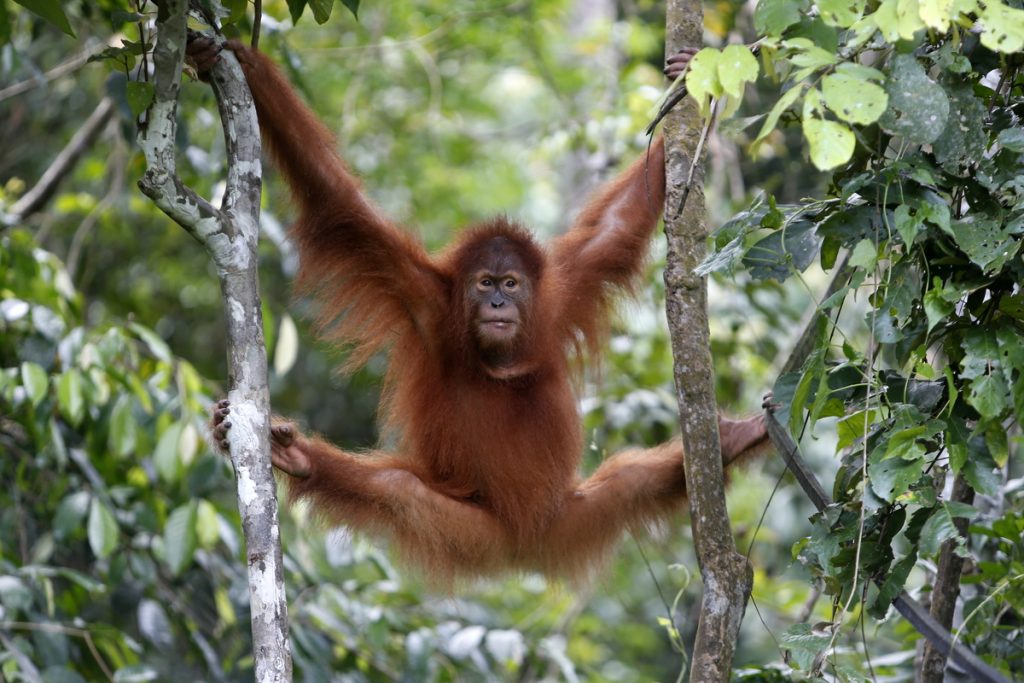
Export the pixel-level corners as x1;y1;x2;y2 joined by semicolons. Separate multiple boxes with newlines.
227;44;769;587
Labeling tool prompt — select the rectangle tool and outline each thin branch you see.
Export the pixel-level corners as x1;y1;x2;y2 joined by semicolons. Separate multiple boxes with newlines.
1;621;114;681
7;97;117;221
0;40;106;103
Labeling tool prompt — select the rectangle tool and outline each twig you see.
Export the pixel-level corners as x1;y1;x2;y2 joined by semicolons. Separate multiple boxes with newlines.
1;621;114;681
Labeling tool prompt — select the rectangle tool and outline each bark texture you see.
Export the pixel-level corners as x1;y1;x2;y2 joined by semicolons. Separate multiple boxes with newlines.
918;474;975;683
663;2;752;680
136;3;291;681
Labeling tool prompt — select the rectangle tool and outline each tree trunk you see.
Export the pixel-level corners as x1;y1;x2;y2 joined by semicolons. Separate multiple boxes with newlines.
918;474;975;683
137;2;292;681
662;4;752;680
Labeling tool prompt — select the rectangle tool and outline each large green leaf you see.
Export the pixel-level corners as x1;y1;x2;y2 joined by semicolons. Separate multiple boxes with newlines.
879;55;949;144
13;0;74;36
933;79;987;172
755;0;806;34
821;73;888;125
164;501;199;575
803;116;855;170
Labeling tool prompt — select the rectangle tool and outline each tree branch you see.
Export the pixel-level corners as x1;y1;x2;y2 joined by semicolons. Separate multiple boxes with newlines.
6;96;117;221
136;2;291;681
662;2;751;680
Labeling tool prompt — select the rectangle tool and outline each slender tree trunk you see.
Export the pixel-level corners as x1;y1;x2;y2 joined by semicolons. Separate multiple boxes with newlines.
137;2;291;681
918;474;975;683
662;4;752;680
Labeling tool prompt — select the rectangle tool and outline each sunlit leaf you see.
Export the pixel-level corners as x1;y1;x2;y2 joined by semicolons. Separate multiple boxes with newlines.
686;48;722;117
57;369;86;427
21;361;48;407
821;73;888;125
87;498;118;559
717;44;759;101
979;1;1024;53
803;116;855;170
108;394;137;457
818;0;866;26
196;500;221;548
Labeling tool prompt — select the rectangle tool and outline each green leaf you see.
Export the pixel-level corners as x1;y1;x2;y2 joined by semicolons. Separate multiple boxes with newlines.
919;502;976;556
821;73;889;125
129;322;172;363
870;456;925;502
869;552;916;618
12;0;74;36
755;0;806;34
340;0;359;18
751;83;804;153
780;623;831;671
686;48;722;117
979;1;1024;53
286;0;307;23
154;421;185;484
54;491;91;539
818;0;866;27
997;127;1024;153
919;0;955;29
883;426;928;460
717;45;759;101
164;501;199;575
108;394;137;458
57;369;86;427
308;0;334;23
87;498;118;559
923;278;956;332
848;238;878;270
967;373;1009;420
126;81;155;118
948;216;1022;273
880;55;949;144
20;361;48;407
933;80;987;172
742;220;820;281
196;500;220;548
803;116;855;170
894;204;922;247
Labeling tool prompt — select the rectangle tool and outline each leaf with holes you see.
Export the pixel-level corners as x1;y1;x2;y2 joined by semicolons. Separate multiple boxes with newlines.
950;216;1022;273
880;55;949;144
822;72;889;125
934;79;987;172
979;1;1024;53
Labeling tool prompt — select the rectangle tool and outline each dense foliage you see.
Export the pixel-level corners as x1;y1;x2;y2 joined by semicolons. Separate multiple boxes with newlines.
694;0;1024;677
1;0;1021;680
